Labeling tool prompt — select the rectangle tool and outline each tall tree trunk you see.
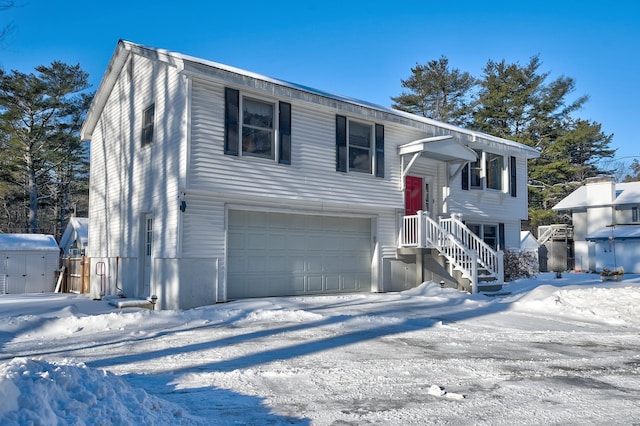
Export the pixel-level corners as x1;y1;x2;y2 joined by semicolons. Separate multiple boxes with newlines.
26;157;39;234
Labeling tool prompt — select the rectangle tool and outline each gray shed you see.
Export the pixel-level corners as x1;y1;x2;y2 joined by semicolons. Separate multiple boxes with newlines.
0;234;60;294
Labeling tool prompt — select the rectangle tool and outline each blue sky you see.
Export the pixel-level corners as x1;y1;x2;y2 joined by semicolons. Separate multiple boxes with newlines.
2;1;638;165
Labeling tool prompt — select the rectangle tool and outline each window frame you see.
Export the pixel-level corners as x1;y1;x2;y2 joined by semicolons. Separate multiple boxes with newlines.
141;103;155;147
240;95;276;160
462;149;508;193
224;88;291;164
335;115;384;177
486;152;504;191
470;150;483;189
467;222;503;251
348;119;373;174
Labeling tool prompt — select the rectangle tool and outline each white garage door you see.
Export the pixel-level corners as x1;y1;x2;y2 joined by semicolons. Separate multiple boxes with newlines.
227;210;372;299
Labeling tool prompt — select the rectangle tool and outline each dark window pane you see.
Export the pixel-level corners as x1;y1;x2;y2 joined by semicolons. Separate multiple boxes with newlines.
141;104;154;146
242;128;273;158
486;153;503;190
349;147;372;173
243;98;273;128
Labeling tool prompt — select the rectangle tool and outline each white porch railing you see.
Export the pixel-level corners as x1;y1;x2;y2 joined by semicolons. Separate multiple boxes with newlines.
399;212;504;293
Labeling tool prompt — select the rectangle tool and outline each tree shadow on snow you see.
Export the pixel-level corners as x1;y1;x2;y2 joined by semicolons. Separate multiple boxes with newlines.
122;371;311;425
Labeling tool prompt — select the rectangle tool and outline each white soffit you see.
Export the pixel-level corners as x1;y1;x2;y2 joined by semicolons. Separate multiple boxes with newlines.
398;135;477;162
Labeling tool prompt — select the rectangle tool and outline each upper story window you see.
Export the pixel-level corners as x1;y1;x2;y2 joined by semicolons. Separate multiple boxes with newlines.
462;150;511;195
224;87;291;164
336;115;384;177
633;207;639;222
486;152;504;190
242;97;274;159
141;103;155;146
470;149;482;189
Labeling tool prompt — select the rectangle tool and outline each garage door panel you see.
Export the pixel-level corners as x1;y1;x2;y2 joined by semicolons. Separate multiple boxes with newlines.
227;210;372;299
307;276;323;292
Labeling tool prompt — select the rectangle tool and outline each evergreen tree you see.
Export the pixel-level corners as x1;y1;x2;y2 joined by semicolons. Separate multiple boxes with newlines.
471;56;614;230
622;159;640;182
391;56;477;125
0;61;91;235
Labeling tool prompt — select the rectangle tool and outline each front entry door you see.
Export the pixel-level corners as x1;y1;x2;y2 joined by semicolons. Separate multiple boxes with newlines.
140;214;153;298
405;175;436;218
405;176;423;215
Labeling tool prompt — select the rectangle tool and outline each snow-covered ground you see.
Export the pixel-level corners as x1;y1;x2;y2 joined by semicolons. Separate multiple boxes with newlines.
1;272;640;425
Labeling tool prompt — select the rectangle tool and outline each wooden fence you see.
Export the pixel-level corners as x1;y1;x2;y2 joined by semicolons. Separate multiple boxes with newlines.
59;256;91;293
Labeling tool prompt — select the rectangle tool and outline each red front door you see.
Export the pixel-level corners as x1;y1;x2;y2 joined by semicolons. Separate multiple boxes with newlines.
405;176;423;215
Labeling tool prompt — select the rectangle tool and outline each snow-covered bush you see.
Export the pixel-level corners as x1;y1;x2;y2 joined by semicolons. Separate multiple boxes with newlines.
503;249;538;281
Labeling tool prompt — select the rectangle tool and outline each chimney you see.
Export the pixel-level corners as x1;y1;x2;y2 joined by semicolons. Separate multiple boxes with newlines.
585;176;616;205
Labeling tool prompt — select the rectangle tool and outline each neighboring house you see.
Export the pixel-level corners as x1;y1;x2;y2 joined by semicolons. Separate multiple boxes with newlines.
0;234;60;294
553;176;640;273
59;217;89;256
80;40;539;310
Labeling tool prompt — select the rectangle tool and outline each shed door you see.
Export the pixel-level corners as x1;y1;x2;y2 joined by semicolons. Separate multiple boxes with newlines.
227;210;372;299
5;254;46;293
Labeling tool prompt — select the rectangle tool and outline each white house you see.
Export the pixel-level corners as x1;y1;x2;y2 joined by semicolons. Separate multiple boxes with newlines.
553;176;640;273
81;40;539;310
59;217;89;256
0;233;60;294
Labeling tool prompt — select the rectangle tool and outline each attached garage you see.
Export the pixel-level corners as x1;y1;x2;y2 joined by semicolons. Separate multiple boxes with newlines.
227;210;373;299
0;234;60;294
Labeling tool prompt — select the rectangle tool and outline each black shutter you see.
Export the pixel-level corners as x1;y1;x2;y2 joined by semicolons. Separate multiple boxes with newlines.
499;223;505;251
461;163;469;190
510;156;517;197
375;124;384;178
336;115;347;172
224;87;239;156
279;102;291;164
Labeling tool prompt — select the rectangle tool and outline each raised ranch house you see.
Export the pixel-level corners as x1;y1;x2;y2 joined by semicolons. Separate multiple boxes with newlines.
553;176;640;274
81;40;539;310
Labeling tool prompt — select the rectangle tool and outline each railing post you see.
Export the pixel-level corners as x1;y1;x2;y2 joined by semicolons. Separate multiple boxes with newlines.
417;210;425;248
470;251;478;294
497;250;504;284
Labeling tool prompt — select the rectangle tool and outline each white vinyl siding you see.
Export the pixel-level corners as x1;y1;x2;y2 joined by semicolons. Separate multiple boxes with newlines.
190;79;404;208
449;154;529;220
88;54;186;261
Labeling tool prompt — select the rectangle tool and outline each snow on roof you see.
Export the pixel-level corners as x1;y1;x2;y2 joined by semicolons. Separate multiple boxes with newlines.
83;40;539;159
553;181;640;211
0;234;59;251
585;224;640;241
59;217;89;252
520;231;540;249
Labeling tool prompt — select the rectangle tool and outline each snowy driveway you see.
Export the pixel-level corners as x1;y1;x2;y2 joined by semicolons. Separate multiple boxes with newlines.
1;273;640;425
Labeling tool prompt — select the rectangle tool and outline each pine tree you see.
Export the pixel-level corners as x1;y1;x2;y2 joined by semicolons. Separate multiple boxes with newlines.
623;159;640;182
0;61;91;235
391;56;477;126
471;55;614;230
